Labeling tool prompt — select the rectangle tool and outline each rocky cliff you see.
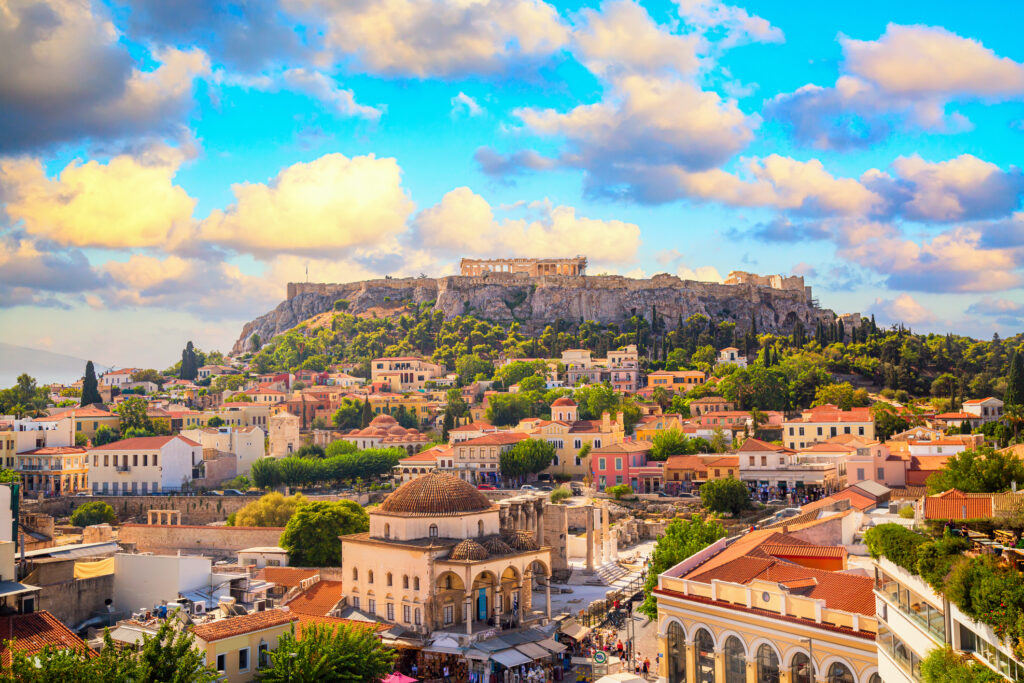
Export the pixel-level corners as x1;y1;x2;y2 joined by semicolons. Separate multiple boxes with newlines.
232;273;840;354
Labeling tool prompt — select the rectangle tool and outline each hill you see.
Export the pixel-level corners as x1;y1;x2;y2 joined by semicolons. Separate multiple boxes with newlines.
0;342;108;388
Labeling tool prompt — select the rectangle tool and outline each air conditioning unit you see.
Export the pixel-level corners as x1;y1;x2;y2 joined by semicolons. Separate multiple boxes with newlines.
218;596;237;606
255;600;266;612
193;600;206;615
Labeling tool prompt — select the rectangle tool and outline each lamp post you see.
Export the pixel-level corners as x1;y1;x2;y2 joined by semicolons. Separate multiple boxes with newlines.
800;637;815;683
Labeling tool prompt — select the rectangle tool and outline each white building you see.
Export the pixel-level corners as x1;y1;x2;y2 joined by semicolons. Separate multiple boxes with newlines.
267;412;300;457
180;426;265;475
88;435;202;495
1;416;74;453
101;368;137;388
961;397;1004;425
113;553;222;614
715;346;748;368
237;547;289;569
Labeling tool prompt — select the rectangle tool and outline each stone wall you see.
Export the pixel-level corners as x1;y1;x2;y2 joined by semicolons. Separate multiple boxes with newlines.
118;523;285;558
23;557;115;627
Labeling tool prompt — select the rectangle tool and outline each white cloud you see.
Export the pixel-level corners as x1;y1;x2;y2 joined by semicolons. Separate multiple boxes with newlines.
0;144;196;249
412;187;641;263
200;153;415;257
281;69;382;119
673;0;784;48
451;92;483;117
677;264;723;282
871;293;937;325
288;0;569;77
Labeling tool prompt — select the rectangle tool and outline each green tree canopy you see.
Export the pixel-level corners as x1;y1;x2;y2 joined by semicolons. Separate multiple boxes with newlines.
280;501;370;566
256;622;395;683
921;646;1003;683
116;396;151;433
456;354;494;386
639;515;727;619
70;501;116;527
811;382;869;410
925;447;1024;495
699;477;751;515
606;483;632;500
650;428;697;461
232;492;307;527
500;439;555;480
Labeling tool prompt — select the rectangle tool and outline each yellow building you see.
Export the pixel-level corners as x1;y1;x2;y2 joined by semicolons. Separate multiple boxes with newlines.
515;398;625;479
191;609;298;682
34;406;119;441
0;432;15;470
654;527;879;683
17;445;89;496
368;393;438;427
635;413;686;441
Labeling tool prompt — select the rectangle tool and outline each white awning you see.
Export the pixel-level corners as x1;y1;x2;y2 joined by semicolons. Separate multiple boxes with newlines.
491;649;533;668
538;638;567;654
560;621;591;640
516;643;552;660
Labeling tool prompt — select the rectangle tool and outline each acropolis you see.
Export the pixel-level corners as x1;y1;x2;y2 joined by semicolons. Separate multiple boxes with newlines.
459;257;587;277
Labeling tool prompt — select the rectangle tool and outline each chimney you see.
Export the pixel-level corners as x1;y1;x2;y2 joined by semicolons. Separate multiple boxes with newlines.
616;411;624;428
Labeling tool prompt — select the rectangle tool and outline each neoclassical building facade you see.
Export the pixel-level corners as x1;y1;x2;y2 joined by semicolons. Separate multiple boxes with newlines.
654;529;880;683
341;472;553;636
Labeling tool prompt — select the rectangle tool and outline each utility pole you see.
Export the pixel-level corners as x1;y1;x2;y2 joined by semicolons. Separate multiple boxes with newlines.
800;637;815;682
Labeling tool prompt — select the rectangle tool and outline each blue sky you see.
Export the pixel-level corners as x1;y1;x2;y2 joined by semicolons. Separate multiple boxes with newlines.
1;0;1023;370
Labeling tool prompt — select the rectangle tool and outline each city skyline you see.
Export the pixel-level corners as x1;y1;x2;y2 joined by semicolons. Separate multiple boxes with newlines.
2;0;1024;368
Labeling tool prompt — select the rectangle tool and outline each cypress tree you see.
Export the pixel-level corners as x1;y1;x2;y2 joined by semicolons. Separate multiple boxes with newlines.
361;397;373;428
1006;351;1024;406
180;341;198;381
80;361;102;406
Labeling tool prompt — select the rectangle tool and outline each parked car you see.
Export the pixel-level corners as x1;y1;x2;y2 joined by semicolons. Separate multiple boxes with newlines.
520;484;538;491
477;484;496;491
653;491;671;497
676;492;698;499
539;485;553;492
221;489;244;496
74;492;92;497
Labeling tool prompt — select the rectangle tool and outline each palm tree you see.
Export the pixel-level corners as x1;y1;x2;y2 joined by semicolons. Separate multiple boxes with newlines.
652;386;671;411
1005;403;1024;442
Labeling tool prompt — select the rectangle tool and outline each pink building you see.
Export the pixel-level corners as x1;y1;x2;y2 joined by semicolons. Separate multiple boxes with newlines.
846;443;907;488
590;440;662;493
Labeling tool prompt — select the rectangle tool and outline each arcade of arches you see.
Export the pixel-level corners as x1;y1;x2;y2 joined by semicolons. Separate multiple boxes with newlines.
661;621;880;683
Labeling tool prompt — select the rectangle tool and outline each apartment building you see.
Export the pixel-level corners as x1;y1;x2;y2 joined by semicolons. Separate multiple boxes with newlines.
180;426;265;475
88;435;202;495
646;370;707;392
440;432;528;485
370;357;445;392
782;405;875;450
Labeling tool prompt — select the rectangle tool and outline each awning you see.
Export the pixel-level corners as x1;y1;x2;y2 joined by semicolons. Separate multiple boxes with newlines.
560;621;591;640
515;643;552;660
538;639;567;654
491;649;533;668
464;648;491;661
0;581;39;599
421;644;465;655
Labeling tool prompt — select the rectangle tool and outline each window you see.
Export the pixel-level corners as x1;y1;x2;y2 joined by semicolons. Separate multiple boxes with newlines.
267;559;281;567
574;439;582;449
844;426;851;434
575;456;582;466
103;455;109;466
352;596;360;609
238;647;250;672
387;603;394;620
826;663;853;683
414;576;420;591
404;605;411;623
415;608;422;625
153;453;158;466
778;457;784;465
93;455;98;467
724;636;745;683
615;458;622;470
877;467;884;480
353;567;359;581
403;575;409;589
429;524;438;538
858;426;865;436
368;570;374;584
384;523;390;538
215;653;226;673
553;456;559;466
694;629;714;683
258;642;269;668
857;468;865;480
594;439;602;448
133;454;138;466
790;653;811;683
788;427;794;436
749;456;755;466
368;598;376;613
387;572;393;586
143;454;148;466
443;604;454;624
599;458;606;470
799;427;805;436
761;456;767;466
478;520;484;537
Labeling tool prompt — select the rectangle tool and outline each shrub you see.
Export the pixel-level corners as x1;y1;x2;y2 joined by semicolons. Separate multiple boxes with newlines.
71;501;116;527
921;647;1003;683
550;488;571;504
916;535;971;591
699;477;750;515
607;484;632;500
898;504;915;519
864;523;927;573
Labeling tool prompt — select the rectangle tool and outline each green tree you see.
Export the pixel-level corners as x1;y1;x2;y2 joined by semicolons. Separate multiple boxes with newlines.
80;360;102;406
325;440;357;458
256;622;395;683
180;341;199;381
699;477;751;515
233;493;307;527
811;382;869;410
135;613;219;681
70;501;116;527
921;647;1003;683
550;488;571;504
456;354;494;386
872;403;910;441
650;428;694;461
863;523;928;572
607;483;632;500
926;447;1024;494
331;399;361;430
131;369;164;388
280;501;370;566
116;396;152;433
445;388;468;418
500;439;555;482
206;416;225;428
360;398;373;428
1006;351;1024;407
486;393;533;426
639;515;727;619
252;457;282;489
93;425;118;446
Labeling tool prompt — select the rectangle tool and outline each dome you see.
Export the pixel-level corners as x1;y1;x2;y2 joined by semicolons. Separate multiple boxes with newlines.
379;472;495;517
505;530;540;551
482;537;514;556
369;414;399;427
551;397;577;407
388;425;408;435
450;539;489;561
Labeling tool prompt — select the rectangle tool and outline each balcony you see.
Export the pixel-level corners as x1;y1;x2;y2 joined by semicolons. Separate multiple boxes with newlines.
115;465;131;473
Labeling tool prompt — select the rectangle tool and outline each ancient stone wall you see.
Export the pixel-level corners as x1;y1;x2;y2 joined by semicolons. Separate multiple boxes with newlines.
118;523;285;558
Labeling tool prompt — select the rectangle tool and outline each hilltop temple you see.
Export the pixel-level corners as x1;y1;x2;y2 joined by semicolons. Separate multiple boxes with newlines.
459;257;587;277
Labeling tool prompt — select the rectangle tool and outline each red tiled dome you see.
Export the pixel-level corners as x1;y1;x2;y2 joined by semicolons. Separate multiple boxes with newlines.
551;397;576;407
450;539;489;561
379;472;495;517
505;530;540;551
482;537;514;556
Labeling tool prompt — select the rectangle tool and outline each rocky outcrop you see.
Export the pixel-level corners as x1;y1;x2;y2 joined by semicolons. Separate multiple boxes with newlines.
233;272;841;354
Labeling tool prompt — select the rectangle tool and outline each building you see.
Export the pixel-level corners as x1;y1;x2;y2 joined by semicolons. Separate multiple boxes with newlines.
715;346;747;368
267;412;300;457
395;445;446;484
88;435;202;495
654;528;880;683
101;368;137;388
782;405;875;450
646;371;707;392
16;445;89;496
180;426;265;475
607;345;641;392
459;256;586;277
197;364;238;380
590;440;661;492
448;421;498;444
516;402;626;479
846;442;907;488
370;357;445;392
961;397;1004;425
689;397;737;416
192;609;298;682
635;413;686;441
35;406;119;440
342;473;553;643
444;433;529;485
738;438;841;501
341;414;430;454
237;547;289;569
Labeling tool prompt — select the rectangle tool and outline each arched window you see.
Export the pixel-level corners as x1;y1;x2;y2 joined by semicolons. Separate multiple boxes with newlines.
478;520;484;537
429;524;438;538
368;570;374;584
387;572;393;587
790;653;811;683
724;636;745;683
414;576;420;591
694;629;715;683
867;674;881;683
403;575;409;589
666;622;685;683
414;608;421;625
756;644;779;683
352;567;358;581
445;575;453;590
826;663;853;683
384;523;390;539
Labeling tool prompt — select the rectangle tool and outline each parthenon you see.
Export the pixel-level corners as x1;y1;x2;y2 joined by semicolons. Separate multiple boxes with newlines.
459;256;587;277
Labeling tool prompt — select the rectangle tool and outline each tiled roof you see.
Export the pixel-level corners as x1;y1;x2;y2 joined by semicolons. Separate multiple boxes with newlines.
664;455;708;471
18;446;87;456
293;614;391;638
0;611;92;666
924;489;994;520
257;567;320;588
801;489;877;513
89;435;200;450
704;456;739;468
457;433;529;446
591;440;652;453
35;406;114;421
191;609;297;642
551;397;577;407
737;438;786;453
963;397;1000;405
285;580;345;616
761;543;847;559
450;421;495;432
379;472;496;516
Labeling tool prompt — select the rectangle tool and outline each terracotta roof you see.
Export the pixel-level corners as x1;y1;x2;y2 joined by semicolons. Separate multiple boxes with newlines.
285;580;345;616
89;435;200;450
737;438;788;453
399;448;444;463
450;421;495;432
458;432;529;446
801;489;877;513
799;443;856;453
18;446;87;455
924;489;995;520
690;396;730;404
191;609;297;642
591;440;652;453
704;456;739;468
963;397;1000;405
936;412;973;419
761;543;847;559
257;567;320;588
450;539;489;561
35;406;114;421
378;472;496;517
551;397;577;407
0;611;92;666
293;614;390;638
664;455;708;471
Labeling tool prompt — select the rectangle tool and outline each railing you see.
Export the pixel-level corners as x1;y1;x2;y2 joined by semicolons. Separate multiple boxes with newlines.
115;465;131;473
578;570;647;629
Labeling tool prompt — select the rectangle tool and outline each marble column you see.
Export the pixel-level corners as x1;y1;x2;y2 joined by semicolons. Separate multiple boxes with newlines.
585;507;595;571
466;596;473;635
544;578;551;619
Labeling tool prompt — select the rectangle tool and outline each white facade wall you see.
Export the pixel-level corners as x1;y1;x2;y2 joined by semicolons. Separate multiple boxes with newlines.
88;438;200;495
370;509;500;541
181;427;265;475
113;553;212;613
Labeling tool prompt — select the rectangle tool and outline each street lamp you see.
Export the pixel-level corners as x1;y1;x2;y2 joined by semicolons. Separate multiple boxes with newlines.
799;637;815;683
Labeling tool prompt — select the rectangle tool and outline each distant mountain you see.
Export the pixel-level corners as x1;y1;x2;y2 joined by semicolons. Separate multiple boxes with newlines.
0;343;110;389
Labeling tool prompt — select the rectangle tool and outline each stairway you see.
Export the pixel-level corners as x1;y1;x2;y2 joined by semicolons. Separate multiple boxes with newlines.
565;561;631;586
